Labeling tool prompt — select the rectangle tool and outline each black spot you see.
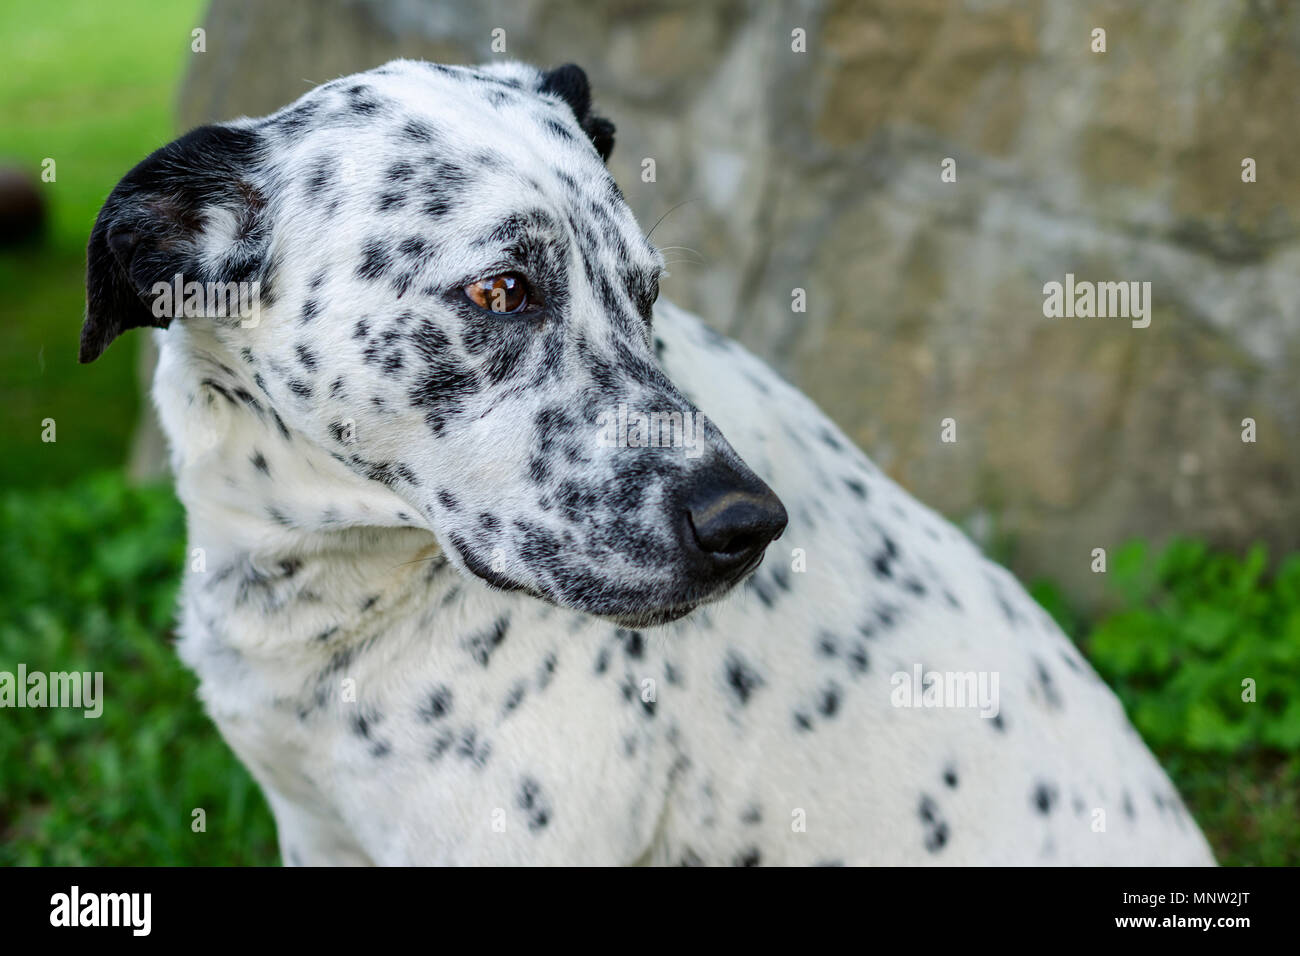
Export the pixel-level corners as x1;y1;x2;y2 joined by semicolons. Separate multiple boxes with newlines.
617;628;644;659
327;420;351;444
345;83;384;116
401;119;435;142
351;709;379;739
733;847;761;867
943;766;958;789
770;564;791;592
725;653;764;705
467;616;510;667
456;729;491;769
746;573;776;608
305;155;336;194
1033;658;1063;709
357;238;392;280
871;536;900;579
518;777;551;831
250;451;269;474
537;653;557;690
503;681;527;713
377;190;407;212
919;795;949;852
1033;782;1057;815
544;117;577;142
417;686;452;722
428;731;454;763
385;161;415;182
817;683;841;718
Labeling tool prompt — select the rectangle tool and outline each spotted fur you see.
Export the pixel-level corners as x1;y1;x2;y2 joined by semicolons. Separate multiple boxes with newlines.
82;60;1214;865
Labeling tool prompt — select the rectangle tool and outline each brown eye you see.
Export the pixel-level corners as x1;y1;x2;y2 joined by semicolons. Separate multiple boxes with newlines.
464;273;532;313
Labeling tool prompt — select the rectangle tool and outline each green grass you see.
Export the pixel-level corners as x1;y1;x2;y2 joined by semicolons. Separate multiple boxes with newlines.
0;0;205;489
0;474;278;865
1030;539;1300;866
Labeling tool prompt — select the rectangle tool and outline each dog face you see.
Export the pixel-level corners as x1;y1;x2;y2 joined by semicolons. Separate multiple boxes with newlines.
82;60;786;626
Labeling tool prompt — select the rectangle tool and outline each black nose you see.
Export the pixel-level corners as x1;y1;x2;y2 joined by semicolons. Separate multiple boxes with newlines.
681;461;788;583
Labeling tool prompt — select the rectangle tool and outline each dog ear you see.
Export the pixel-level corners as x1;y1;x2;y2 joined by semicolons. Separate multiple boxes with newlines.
539;64;615;163
80;124;267;363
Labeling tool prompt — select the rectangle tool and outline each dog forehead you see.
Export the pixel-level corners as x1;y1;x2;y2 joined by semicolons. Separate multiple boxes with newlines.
264;61;660;273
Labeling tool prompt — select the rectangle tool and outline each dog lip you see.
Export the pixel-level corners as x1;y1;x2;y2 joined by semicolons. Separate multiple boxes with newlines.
609;605;698;628
738;549;767;578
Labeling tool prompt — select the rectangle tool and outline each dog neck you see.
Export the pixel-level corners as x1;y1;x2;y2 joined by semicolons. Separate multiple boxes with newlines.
152;328;449;657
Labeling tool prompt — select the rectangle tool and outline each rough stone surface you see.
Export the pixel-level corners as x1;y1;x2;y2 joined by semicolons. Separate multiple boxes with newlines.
159;0;1300;607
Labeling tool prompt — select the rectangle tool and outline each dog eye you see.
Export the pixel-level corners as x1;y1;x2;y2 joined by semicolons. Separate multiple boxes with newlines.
464;273;532;314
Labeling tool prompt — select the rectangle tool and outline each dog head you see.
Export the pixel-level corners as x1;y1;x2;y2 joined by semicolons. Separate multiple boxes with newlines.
82;60;786;626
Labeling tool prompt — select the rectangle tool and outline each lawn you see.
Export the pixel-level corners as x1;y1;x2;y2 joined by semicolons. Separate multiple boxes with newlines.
0;476;278;864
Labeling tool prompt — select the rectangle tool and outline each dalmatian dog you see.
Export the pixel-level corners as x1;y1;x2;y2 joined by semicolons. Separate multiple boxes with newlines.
81;59;1215;866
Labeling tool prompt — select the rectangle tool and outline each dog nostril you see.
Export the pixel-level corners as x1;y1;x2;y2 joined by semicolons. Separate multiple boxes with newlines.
699;524;766;557
686;487;789;559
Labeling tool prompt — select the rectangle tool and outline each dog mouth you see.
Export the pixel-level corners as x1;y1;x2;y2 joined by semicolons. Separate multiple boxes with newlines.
448;529;770;628
606;550;768;628
610;605;699;628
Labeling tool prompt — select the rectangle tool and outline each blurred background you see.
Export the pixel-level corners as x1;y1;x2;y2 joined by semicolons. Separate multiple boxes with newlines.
1;0;1297;865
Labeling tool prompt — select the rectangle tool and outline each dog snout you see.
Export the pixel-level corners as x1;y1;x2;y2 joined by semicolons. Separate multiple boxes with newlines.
679;460;788;584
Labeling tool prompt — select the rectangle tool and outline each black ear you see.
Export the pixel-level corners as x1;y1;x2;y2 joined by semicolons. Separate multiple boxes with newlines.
81;124;266;363
539;63;615;163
